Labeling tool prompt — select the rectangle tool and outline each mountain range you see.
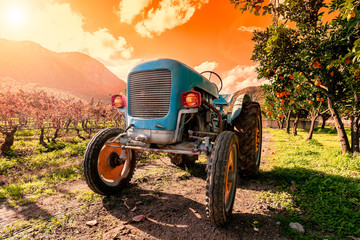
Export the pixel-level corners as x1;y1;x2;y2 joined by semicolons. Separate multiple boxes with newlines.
0;39;126;101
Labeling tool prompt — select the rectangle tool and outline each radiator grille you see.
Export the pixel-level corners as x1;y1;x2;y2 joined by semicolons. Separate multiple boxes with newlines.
128;69;172;118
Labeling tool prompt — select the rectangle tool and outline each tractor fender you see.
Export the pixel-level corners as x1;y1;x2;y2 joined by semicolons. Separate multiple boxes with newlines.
229;94;252;125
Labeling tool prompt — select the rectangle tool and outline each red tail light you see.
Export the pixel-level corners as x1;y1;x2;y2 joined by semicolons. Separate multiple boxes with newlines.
111;94;127;108
182;91;201;108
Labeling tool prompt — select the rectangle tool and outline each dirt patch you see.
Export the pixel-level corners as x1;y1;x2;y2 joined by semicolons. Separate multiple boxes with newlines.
1;130;287;240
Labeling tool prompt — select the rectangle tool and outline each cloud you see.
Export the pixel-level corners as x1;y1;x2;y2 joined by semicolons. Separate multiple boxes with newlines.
0;0;133;79
238;26;264;33
134;0;209;38
221;65;269;93
106;58;144;80
117;0;152;24
194;61;218;73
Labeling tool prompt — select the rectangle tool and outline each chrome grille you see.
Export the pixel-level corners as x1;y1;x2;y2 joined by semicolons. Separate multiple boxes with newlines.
129;69;172;118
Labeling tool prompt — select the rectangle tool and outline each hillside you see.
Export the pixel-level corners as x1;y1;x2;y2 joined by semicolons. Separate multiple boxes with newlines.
0;39;126;101
229;86;264;107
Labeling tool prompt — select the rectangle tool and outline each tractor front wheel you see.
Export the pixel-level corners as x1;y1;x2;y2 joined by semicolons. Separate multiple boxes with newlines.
206;131;239;225
83;127;136;196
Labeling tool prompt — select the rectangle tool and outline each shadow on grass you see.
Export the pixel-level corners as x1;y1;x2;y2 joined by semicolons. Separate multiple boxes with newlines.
255;166;360;239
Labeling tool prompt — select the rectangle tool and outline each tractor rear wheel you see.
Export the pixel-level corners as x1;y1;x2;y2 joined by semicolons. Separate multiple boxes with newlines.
206;131;239;225
234;102;262;177
83;127;136;196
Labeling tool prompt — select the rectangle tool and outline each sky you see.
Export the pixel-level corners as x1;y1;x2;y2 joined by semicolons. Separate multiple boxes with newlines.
0;0;272;93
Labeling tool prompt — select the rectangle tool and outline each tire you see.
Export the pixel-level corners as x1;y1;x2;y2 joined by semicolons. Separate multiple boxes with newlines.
206;131;239;225
83;127;136;196
234;102;262;177
168;154;197;167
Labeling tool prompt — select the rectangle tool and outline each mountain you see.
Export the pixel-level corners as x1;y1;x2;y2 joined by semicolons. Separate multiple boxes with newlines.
0;39;126;101
224;86;264;112
233;86;264;104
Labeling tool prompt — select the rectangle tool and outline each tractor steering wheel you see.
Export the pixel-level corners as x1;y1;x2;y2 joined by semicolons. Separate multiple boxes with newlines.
200;71;223;92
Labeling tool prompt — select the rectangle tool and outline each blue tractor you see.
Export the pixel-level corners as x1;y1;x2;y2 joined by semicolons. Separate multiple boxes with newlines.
83;59;262;225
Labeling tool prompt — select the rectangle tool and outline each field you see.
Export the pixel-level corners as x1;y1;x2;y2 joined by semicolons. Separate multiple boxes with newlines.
0;127;359;239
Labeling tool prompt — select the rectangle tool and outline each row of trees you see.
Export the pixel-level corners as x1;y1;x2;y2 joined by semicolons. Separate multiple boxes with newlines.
0;90;124;155
231;0;360;154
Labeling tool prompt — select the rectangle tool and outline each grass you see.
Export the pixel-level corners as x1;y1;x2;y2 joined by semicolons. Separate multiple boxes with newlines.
0;130;88;207
260;128;360;239
2;214;71;239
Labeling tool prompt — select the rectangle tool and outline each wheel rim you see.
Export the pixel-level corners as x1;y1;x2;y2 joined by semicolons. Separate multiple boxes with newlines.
98;142;131;186
225;142;237;210
254;115;262;166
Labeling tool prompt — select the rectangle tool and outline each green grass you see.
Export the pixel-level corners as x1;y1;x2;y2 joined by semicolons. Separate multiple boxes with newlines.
1;214;71;239
261;128;360;239
0;129;89;207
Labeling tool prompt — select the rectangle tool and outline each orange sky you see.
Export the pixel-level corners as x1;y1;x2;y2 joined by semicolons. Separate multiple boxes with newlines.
0;0;272;93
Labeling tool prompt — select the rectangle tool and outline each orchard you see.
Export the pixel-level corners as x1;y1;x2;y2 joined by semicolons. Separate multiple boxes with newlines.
231;0;360;155
0;90;123;155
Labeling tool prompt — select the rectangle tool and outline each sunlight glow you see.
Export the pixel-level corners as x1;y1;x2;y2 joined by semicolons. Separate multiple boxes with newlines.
4;5;27;27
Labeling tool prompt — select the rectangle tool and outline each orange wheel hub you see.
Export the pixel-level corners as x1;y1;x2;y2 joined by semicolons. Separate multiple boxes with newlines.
255;128;260;152
225;148;235;203
98;142;125;181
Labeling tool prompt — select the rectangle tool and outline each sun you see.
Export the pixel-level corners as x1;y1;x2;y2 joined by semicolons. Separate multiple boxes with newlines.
4;5;27;27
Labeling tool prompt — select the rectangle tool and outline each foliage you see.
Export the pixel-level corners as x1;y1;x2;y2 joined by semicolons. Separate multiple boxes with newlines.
231;0;360;153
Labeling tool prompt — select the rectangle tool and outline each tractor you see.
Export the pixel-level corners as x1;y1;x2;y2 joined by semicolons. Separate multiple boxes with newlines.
83;58;262;225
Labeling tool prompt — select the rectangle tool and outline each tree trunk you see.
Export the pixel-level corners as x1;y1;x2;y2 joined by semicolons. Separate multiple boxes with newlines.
306;116;318;141
75;128;85;140
39;127;48;148
351;115;360;155
320;114;330;129
65;119;72;132
0;127;17;155
285;110;291;134
51;128;60;142
277;118;285;129
327;97;351;153
293;111;300;136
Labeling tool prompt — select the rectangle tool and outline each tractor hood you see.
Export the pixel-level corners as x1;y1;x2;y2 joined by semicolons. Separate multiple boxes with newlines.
129;59;219;98
125;59;219;131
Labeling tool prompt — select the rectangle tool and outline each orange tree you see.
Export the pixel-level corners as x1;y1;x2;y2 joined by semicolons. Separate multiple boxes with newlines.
262;70;328;140
232;0;360;154
262;83;293;132
330;0;360;152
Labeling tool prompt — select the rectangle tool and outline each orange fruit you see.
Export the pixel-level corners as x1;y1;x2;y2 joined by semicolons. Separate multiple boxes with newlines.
313;61;321;69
